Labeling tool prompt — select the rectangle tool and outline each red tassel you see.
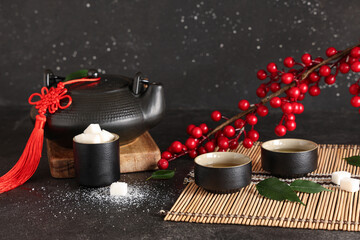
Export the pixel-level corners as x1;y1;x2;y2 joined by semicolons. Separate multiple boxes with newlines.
0;115;45;193
0;77;100;193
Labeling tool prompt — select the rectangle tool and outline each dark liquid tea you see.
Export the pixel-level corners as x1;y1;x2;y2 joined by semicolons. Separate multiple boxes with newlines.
275;148;307;153
206;162;241;168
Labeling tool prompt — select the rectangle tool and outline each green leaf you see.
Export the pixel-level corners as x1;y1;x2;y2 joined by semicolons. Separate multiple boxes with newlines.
146;170;175;180
290;180;332;193
345;156;360;167
256;178;305;205
65;69;89;81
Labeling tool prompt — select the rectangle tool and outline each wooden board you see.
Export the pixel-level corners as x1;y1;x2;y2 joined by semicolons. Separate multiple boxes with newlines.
46;131;160;178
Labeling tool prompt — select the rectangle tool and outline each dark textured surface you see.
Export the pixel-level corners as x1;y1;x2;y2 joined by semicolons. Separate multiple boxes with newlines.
0;0;359;111
0;106;359;239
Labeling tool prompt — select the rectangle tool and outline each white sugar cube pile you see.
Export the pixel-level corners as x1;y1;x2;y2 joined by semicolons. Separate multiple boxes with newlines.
331;171;351;185
74;124;115;144
110;182;128;196
340;178;360;193
331;171;360;192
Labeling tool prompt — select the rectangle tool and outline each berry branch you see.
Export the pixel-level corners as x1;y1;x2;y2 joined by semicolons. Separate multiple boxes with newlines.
157;42;360;170
208;43;360;137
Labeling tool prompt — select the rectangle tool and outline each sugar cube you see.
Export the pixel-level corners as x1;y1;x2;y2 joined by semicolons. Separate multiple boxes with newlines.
84;124;102;134
74;133;88;143
331;171;351;185
99;130;115;142
340;178;360;192
74;133;101;144
110;182;128;196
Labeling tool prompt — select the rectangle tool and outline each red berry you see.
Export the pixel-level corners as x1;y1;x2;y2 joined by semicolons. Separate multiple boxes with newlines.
325;75;336;85
309;85;321;96
185;138;197;150
349;84;360;95
350;47;360;58
267;63;277;73
351;96;360;108
292;102;300;114
297;103;304;114
186;124;196;135
348;57;358;65
325;47;337;57
247;129;259;142
283;57;295;68
234;119;246;129
275;125;287;137
223;125;236;137
197;146;207;155
182;144;188;152
204;141;215;152
299;83;308;94
340;63;351;74
188;149;198;159
218;148;227;152
229;141;239;150
256;105;269;117
256;87;267;98
297;93;305;101
281;102;293;114
270;82;281;92
217;137;229;149
319;65;331;76
171;141;183;153
161;151;172;160
339;63;350;74
314;57;324;63
238;99;250;111
285;120;296;131
351;62;360;72
287;113;296;121
257;69;267;80
301;53;312;66
281;73;294;84
157;159;169;170
287;87;300;99
246;114;258;125
211;110;222;122
242;138;253;148
309;72;320;82
270;97;282;108
191;127;203;138
199;123;208;135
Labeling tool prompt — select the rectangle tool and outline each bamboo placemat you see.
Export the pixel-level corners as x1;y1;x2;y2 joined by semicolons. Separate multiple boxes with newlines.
164;143;360;231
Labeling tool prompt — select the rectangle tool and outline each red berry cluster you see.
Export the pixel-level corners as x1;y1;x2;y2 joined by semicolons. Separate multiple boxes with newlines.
157;44;360;170
256;46;360;136
157;110;256;169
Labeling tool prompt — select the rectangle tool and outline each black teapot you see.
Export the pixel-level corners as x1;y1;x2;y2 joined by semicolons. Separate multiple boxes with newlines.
30;69;165;147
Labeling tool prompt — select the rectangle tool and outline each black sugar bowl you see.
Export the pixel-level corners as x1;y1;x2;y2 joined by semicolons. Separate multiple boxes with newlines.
30;69;165;147
73;133;120;187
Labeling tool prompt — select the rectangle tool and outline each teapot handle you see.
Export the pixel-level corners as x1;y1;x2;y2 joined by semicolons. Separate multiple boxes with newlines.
132;72;149;95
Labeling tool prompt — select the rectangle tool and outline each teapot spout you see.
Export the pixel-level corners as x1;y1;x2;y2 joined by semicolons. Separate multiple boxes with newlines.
140;82;165;129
